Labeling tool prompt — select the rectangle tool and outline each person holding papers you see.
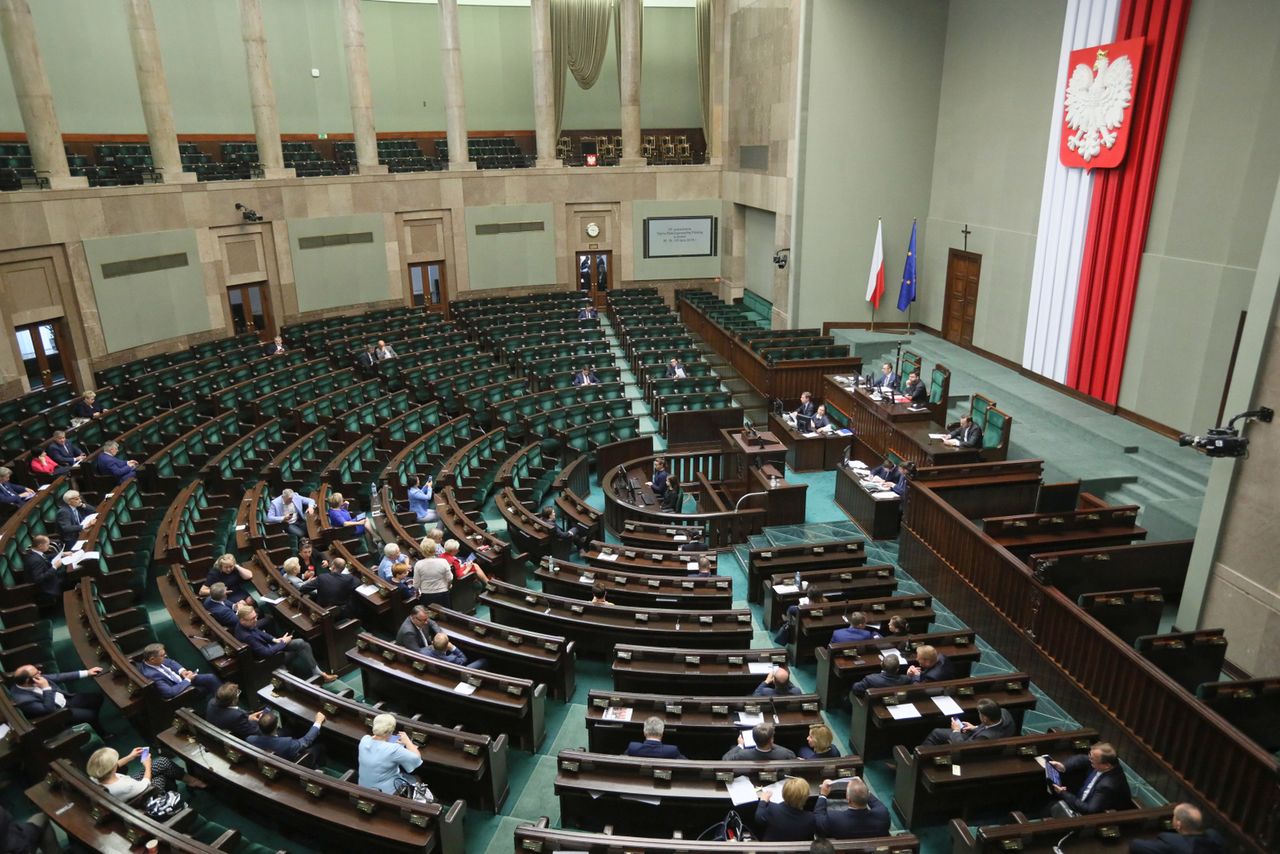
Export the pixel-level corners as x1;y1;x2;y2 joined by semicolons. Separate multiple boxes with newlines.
945;414;984;448
755;777;817;841
919;698;1015;746
572;365;599;386
0;466;35;510
722;723;797;761
56;490;95;546
867;459;901;486
23;535;71;607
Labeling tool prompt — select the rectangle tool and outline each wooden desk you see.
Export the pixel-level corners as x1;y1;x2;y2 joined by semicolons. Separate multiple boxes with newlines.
428;604;577;701
583;541;719;575
611;645;788;695
515;817;918;854
951;806;1175;854
792;595;937;663
823;377;980;467
835;464;902;539
536;557;734;611
767;412;849;472
761;564;898;631
584;689;824;760
721;427;787;474
748;539;867;604
814;630;979;709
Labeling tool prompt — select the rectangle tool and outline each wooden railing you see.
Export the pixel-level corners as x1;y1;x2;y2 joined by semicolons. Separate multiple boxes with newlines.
900;481;1280;852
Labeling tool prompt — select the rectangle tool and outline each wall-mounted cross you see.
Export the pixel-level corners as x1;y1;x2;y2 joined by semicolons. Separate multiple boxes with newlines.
961;223;972;251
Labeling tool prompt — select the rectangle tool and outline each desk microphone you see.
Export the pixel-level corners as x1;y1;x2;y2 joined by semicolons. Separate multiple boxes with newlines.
1052;830;1076;854
769;696;780;724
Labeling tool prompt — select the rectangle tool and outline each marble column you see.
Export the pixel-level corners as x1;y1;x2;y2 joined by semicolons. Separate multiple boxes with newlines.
437;0;475;171
123;0;194;183
617;0;643;166
708;0;725;164
0;0;86;188
529;0;559;167
238;0;293;179
341;0;386;174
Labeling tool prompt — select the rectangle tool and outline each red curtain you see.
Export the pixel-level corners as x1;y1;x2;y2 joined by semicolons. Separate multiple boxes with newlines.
1066;0;1191;403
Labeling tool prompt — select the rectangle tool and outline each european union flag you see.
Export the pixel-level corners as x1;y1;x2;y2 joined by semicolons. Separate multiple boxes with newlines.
896;220;918;312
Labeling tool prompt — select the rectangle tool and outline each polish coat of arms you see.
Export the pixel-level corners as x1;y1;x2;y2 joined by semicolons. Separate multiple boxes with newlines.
1060;37;1145;169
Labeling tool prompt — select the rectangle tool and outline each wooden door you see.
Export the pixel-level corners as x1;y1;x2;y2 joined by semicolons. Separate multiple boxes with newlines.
943;249;981;346
14;319;74;390
227;282;275;340
576;251;611;308
409;260;449;319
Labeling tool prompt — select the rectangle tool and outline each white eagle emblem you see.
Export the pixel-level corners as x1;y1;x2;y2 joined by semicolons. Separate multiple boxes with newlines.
1064;50;1134;162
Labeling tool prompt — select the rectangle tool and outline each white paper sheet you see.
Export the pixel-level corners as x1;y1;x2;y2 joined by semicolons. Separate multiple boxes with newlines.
452;682;477;696
747;662;774;675
686;561;700;571
929;433;949;440
726;776;758;806
771;584;800;596
736;711;764;726
886;703;922;720
620;794;662;805
932;696;964;716
356;584;379;596
739;727;757;749
673;535;688;542
599;553;619;562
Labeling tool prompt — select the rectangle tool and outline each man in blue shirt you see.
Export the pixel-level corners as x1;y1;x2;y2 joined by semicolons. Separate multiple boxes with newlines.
0;466;35;510
249;709;326;769
95;440;138;484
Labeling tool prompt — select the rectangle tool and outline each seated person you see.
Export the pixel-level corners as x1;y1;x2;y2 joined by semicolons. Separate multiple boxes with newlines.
809;405;833;432
389;561;417;601
262;335;286;357
1130;803;1225;854
660;477;681;512
537;506;576;541
428;631;488;669
137;643;221;702
56;490;95;545
295;539;328;577
755;777;816;841
70;390;107;423
722;723;797;761
0;466;36;510
46;430;87;474
946;414;983;448
249;709;326;769
754;665;803;697
882;615;910;636
8;663;104;728
375;339;397;361
902;371;928;404
832;610;880;644
30;448;58;479
773;588;826;645
624;716;686;759
799;723;840;760
646;458;669;496
22;535;71;608
875;362;898;393
589;583;610;605
907;644;955;682
578;305;598;321
267;488;316;540
395;606;441;652
86;746;189;807
356;344;377;369
442;538;490;585
202;582;261;632
892;463;913;499
234;604;338;683
919;697;1014;747
815;776;890;839
199;553;255;605
377;543;405;581
358;713;424;795
299;558;360;619
867;458;900;485
327;492;372;536
206;682;263;738
665;359;686;379
851;653;911;697
793;391;817;428
95;440;139;484
0;804;56;852
280;557;307;587
572;365;599;386
406;474;437;523
688;556;713;576
1044;742;1132;817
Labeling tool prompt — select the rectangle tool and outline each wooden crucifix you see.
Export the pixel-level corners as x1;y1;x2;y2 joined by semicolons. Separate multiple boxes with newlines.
961;223;972;251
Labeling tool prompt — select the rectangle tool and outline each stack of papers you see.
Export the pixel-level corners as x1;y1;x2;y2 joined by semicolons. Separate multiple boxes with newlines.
599;553;619;562
929;433;949;440
771;584;800;596
602;706;633;721
726;776;759;806
452;682;477;696
933;696;964;716
356;583;380;596
737;711;764;726
887;703;922;720
747;661;774;675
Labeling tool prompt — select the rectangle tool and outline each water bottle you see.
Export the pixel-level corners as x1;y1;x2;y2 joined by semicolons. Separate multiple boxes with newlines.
369;482;380;514
794;569;801;589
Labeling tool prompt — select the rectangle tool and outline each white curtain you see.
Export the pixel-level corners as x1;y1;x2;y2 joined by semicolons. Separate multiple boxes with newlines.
551;0;613;137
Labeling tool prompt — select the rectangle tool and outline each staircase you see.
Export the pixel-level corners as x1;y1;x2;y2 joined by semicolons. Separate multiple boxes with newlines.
693;339;768;426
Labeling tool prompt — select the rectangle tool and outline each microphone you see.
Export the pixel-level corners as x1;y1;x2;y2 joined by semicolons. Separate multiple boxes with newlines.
1052;830;1076;854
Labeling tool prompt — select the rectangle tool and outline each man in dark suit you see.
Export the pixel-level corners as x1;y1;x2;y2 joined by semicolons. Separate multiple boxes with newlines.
94;440;138;484
22;535;68;607
262;336;286;357
572;366;599;386
851;654;912;697
234;605;338;683
753;665;803;697
947;414;983;448
202;582;240;630
578;305;598;321
832;610;880;645
875;362;898;393
665;358;686;379
907;645;955;682
137;643;221;703
1046;742;1132;816
1130;803;1225;854
0;466;34;510
299;561;359;619
56;490;94;545
814;777;891;839
46;430;87;474
8;663;104;728
206;682;262;738
722;723;797;761
902;371;928;404
919;698;1015;746
868;458;900;485
793;391;817;429
624;716;686;759
395;606;440;653
248;709;325;768
356;344;377;370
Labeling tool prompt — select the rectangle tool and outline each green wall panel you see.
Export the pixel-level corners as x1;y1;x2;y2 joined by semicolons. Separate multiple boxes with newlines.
632;199;722;281
289;214;390;313
743;205;775;300
82;229;213;353
464;203;557;290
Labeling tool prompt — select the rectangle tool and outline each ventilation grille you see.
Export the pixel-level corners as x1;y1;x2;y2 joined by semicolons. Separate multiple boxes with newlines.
738;145;769;171
475;221;546;236
100;252;189;279
298;232;375;250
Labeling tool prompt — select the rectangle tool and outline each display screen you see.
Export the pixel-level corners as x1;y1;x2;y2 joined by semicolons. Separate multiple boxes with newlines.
643;216;718;258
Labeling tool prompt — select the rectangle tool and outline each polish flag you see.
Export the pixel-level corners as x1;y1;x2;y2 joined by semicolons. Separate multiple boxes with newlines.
865;219;885;309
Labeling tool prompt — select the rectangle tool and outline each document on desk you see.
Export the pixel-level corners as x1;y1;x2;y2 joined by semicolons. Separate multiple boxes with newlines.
356;584;380;597
929;433;949;440
887;703;922;720
452;682;477;696
599;553;619;561
602;706;633;721
932;696;964;717
686;561;700;571
772;584;800;596
747;661;774;675
727;776;759;806
879;649;905;662
737;711;765;726
872;491;901;501
673;534;688;542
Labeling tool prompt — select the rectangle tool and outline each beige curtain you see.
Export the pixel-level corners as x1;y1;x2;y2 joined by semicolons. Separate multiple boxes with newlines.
613;0;642;98
551;0;613;137
695;0;711;143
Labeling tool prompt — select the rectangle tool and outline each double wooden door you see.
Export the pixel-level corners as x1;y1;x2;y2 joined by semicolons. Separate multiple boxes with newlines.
14;319;73;390
942;249;981;346
576;251;611;308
